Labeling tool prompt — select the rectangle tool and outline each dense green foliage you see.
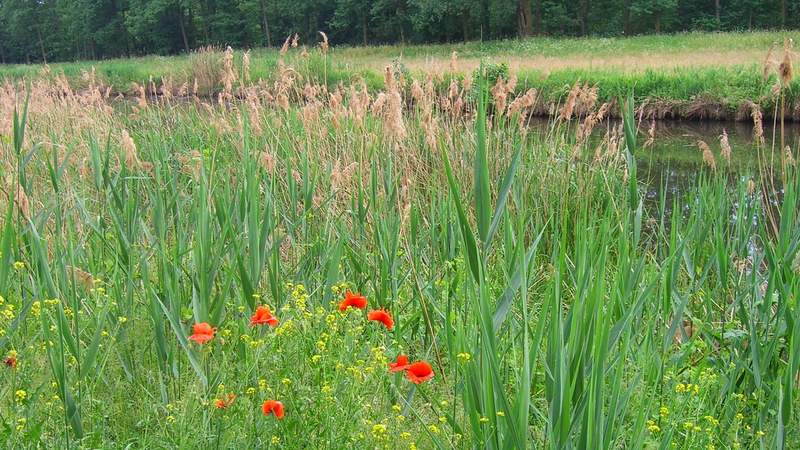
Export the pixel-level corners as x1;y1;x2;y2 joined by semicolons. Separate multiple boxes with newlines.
0;0;798;64
0;64;799;448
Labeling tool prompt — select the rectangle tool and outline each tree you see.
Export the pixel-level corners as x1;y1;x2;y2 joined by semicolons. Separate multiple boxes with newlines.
330;0;371;45
631;0;677;33
517;0;532;36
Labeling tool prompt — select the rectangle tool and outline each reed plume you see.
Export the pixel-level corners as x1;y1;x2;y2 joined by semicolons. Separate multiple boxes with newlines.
319;31;329;55
719;129;731;163
698;140;716;171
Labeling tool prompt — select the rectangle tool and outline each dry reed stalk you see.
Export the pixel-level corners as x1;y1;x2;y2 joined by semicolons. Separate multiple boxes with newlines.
719;129;732;163
779;38;794;87
507;88;537;116
121;130;153;173
385;90;406;140
259;147;276;173
8;181;31;221
506;75;517;93
462;73;473;92
329;88;345;128
698;140;716;171
319;31;329;55
448;79;459;100
371;92;387;114
450;51;457;72
245;88;263;135
786;146;796;167
398;175;412;231
291;33;299;48
410;80;424;104
750;102;765;145
66;265;95;290
132;82;147;108
177;150;203;177
280;35;291;57
672;319;694;345
763;42;778;80
219;46;236;105
242;50;251;86
643;119;655;149
160;77;173;103
348;80;369;128
491;77;508;117
559;81;580;121
330;160;357;193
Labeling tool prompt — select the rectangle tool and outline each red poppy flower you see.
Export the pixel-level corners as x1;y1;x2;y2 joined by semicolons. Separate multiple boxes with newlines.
4;356;16;369
405;361;434;384
250;305;279;327
367;309;394;330
338;291;367;311
188;322;215;344
388;354;410;372
262;400;285;419
214;393;236;409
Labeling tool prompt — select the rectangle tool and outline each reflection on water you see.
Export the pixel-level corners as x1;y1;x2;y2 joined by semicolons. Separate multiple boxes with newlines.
634;119;792;210
532;117;795;210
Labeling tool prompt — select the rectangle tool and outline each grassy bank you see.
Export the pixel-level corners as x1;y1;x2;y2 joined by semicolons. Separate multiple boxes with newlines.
2;31;800;120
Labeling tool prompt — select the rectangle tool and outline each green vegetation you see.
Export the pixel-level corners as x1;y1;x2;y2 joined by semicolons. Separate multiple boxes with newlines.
1;0;798;64
2;31;800;120
0;54;798;448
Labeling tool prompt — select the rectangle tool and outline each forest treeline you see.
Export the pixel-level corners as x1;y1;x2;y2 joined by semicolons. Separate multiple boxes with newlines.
0;0;797;64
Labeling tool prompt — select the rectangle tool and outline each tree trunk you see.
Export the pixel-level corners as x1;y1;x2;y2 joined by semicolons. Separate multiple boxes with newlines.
623;0;631;35
518;0;533;37
481;0;490;40
715;0;721;31
178;9;190;52
462;12;469;42
781;0;786;28
260;0;272;47
362;12;368;46
655;13;661;33
37;28;47;64
578;0;589;36
534;0;542;34
0;44;5;64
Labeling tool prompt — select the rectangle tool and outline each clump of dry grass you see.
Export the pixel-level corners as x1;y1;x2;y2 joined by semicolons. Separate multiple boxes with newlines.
66;266;95;290
120;130;153;172
491;77;509;118
219;46;237;105
187;46;224;97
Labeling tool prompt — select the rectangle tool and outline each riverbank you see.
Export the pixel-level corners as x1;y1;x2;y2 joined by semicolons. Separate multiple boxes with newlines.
2;31;799;121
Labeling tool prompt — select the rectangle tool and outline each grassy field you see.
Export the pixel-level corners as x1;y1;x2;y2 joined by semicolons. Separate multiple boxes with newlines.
0;44;799;449
2;31;800;120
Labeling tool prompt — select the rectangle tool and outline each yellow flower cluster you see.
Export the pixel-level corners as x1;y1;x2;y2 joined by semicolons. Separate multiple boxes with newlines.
674;382;700;395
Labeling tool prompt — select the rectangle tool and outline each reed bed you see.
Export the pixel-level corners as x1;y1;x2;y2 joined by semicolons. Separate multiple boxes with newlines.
0;46;798;449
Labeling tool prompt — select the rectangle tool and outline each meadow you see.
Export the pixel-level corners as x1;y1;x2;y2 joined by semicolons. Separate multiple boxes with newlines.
2;31;800;121
0;40;799;449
